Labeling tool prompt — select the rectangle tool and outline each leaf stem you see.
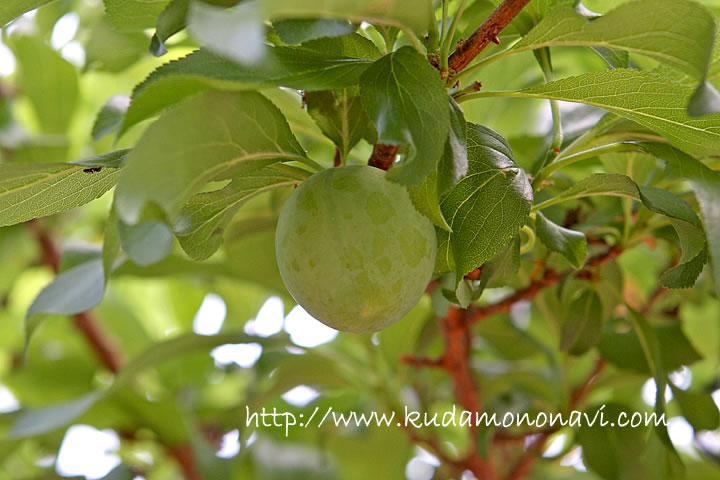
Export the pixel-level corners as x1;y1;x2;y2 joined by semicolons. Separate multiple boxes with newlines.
541;142;642;178
532;47;563;190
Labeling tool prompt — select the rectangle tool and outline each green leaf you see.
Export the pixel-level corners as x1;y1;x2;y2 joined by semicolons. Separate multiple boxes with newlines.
118;219;174;266
643;143;720;296
626;308;675;450
637;185;707;288
10;392;102;439
0;0;54;26
188;0;265;65
262;0;433;35
440;98;469;195
150;0;189;56
599;323;702;376
13;331;284;438
408;169;451;231
482;70;720;157
114;91;306;225
407;99;468;231
0;150;127;227
274;18;357;45
26;258;105;344
535;212;587;269
174;165;306;260
660;246;707;289
305;87;374;162
104;0;171;32
84;18;149;72
512;1;715;82
672;387;720;432
477;236;521;290
438;123;533;277
360;46;450;185
577;403;650;480
561;289;603;355
121;43;374;134
92;95;130;141
12;34;78;134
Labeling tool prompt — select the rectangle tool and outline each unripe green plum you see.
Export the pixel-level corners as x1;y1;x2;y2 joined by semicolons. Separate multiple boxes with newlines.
275;165;437;333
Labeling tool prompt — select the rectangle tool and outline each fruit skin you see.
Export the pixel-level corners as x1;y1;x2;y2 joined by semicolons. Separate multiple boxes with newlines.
275;165;437;333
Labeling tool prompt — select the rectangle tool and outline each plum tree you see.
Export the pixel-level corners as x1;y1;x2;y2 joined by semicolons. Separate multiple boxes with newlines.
275;165;437;333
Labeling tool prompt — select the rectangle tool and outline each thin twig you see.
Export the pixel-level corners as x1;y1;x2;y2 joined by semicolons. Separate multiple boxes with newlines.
448;0;531;74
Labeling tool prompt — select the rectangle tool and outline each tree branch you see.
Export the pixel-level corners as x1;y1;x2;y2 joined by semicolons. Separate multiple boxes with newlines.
467;245;622;325
448;0;531;74
368;143;399;170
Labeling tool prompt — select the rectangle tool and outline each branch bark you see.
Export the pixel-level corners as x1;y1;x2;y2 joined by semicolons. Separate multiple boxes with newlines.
448;0;532;74
368;143;399;170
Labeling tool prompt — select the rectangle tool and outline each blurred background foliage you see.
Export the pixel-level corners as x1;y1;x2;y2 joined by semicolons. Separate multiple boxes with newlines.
0;0;719;479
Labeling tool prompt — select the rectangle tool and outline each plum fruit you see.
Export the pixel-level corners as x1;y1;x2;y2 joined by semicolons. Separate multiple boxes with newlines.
275;165;437;333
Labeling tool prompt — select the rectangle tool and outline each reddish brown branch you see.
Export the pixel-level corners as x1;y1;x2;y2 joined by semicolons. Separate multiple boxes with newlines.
467;246;622;325
448;0;532;74
439;307;496;479
368;143;399;170
167;445;204;480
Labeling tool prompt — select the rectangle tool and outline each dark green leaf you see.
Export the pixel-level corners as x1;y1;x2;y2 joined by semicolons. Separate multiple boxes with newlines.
599;323;702;376
440;98;469;195
672;387;720;432
360;46;450;185
536;212;587;269
627;308;675;450
92;95;130;141
577;403;649;480
274;18;356;45
642;144;720;295
121;45;374;134
115;91;306;225
437;123;532;277
561;289;603;355
149;0;189;56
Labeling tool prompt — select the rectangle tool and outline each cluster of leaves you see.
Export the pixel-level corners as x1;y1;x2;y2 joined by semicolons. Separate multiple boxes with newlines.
0;0;720;479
